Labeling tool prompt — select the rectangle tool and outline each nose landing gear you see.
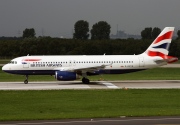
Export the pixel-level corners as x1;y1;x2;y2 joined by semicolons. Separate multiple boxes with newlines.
24;75;28;84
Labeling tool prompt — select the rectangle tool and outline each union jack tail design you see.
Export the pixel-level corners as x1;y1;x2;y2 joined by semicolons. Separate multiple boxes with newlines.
145;27;178;63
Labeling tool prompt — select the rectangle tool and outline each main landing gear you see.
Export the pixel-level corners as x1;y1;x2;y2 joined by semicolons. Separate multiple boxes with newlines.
82;72;90;84
24;75;28;84
82;77;90;84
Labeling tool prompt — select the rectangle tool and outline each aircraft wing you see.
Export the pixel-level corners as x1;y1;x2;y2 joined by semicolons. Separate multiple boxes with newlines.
53;63;112;72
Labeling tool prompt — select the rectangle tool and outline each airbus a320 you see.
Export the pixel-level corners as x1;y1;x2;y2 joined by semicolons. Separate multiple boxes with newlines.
2;27;178;84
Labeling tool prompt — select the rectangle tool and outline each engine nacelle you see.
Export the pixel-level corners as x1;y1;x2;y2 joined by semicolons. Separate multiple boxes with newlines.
55;71;80;81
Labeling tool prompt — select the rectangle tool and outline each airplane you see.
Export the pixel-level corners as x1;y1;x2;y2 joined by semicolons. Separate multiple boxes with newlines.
2;27;178;84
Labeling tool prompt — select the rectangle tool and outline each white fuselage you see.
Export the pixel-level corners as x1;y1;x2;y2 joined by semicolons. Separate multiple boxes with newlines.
2;54;165;75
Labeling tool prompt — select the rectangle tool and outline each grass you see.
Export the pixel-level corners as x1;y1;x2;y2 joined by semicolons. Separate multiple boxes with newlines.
91;68;180;81
0;89;180;121
0;67;180;121
0;67;180;82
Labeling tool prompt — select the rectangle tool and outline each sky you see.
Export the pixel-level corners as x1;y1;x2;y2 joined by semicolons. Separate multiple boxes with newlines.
0;0;180;38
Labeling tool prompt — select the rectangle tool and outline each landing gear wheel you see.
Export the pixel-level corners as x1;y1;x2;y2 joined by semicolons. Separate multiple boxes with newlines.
24;75;28;84
82;77;90;84
82;77;85;83
24;80;28;84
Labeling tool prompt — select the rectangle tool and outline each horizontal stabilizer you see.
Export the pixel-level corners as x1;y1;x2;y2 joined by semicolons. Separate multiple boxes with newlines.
165;56;178;64
154;56;178;64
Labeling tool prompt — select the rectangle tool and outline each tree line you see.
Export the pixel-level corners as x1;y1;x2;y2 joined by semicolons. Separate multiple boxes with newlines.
21;20;111;40
0;37;180;59
1;20;180;59
18;21;180;40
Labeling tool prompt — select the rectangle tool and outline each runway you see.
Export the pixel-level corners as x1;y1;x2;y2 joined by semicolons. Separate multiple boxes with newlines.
1;80;180;90
1;117;180;125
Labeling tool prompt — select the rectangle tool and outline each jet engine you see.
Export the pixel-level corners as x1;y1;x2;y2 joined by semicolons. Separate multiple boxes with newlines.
55;71;80;81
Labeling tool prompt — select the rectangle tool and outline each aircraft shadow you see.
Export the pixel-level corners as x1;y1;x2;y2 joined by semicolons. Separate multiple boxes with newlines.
58;81;105;86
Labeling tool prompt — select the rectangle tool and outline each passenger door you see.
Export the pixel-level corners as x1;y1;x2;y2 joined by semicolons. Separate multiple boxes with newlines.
139;57;145;67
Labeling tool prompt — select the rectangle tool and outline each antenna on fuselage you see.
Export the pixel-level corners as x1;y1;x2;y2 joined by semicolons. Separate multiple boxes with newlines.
104;53;106;55
27;54;29;56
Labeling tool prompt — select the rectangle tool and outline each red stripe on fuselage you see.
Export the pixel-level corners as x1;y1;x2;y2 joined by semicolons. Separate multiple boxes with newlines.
154;31;173;44
23;59;41;61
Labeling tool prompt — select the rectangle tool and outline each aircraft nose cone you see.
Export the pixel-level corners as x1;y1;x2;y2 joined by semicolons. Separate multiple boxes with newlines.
2;64;7;71
2;64;15;74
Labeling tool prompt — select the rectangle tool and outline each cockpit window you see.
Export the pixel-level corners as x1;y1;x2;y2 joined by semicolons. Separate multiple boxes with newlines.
8;61;17;64
8;61;12;64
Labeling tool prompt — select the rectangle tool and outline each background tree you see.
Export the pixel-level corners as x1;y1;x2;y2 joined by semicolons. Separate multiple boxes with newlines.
177;30;180;40
151;27;161;39
141;27;152;39
73;20;89;40
0;38;180;58
22;28;36;38
91;21;111;40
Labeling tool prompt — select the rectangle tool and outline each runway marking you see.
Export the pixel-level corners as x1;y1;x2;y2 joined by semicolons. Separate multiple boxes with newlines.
101;82;118;88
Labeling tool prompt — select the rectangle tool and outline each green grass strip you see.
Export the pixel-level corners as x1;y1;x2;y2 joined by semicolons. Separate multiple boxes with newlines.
0;89;180;121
